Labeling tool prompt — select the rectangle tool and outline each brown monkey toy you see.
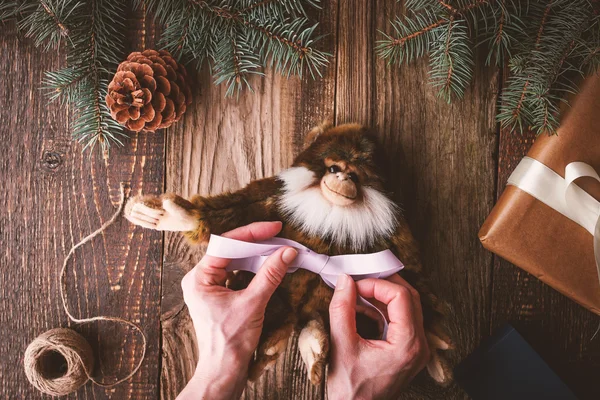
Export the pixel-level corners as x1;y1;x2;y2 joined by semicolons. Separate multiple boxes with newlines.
125;123;453;385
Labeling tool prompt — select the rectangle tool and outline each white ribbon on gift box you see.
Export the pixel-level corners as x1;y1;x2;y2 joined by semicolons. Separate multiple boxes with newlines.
205;235;405;340
507;156;600;298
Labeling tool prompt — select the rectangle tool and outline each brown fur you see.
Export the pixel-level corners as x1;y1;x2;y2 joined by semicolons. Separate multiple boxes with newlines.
126;123;453;385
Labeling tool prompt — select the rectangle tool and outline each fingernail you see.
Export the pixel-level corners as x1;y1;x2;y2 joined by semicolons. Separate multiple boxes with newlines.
282;248;298;264
337;274;351;290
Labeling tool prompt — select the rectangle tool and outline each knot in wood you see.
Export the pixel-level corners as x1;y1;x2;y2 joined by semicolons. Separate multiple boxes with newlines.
41;151;62;170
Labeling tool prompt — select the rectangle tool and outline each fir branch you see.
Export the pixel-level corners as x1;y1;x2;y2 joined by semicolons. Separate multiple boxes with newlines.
376;9;443;65
4;0;126;156
42;65;89;104
238;0;314;20
192;1;322;73
429;16;474;102
44;0;126;156
381;0;599;135
376;0;487;67
39;0;70;36
213;32;263;96
142;0;329;96
481;0;525;66
500;1;551;127
240;0;279;14
19;0;81;51
498;0;590;133
580;14;600;72
68;0;126;156
0;1;26;22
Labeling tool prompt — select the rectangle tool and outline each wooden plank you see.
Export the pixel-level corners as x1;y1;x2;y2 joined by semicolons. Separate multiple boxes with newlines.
335;0;374;126
491;125;600;400
159;2;339;399
367;1;500;398
0;14;163;399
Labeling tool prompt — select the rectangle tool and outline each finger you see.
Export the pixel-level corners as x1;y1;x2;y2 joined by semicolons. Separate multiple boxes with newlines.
133;203;164;218
386;274;424;326
195;221;284;286
355;302;383;322
130;210;159;224
198;221;284;270
356;279;419;344
329;274;359;348
222;221;283;242
127;215;157;229
244;247;297;308
386;272;415;290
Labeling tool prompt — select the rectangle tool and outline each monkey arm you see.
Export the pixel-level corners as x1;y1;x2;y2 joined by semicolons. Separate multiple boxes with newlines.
125;177;282;245
185;177;281;244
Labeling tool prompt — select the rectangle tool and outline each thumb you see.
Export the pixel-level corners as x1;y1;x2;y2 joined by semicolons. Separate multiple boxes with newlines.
245;247;298;308
329;274;358;347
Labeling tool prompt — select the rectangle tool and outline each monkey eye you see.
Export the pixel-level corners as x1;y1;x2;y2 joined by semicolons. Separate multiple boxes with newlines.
328;165;341;173
348;172;358;183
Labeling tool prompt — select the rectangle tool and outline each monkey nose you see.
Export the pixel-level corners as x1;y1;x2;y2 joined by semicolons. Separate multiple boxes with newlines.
336;172;348;181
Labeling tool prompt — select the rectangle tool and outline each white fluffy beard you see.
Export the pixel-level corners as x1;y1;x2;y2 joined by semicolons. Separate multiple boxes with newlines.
277;166;399;251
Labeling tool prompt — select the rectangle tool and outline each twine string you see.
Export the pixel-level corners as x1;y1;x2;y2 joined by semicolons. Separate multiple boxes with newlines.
59;182;146;387
25;183;147;395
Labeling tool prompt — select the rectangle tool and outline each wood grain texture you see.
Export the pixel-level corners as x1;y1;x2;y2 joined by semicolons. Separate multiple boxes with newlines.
159;2;338;398
4;2;599;399
491;125;600;400
335;0;374;126
0;13;163;399
368;1;498;398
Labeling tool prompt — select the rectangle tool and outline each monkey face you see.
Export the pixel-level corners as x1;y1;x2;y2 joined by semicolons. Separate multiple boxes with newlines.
320;158;359;206
279;123;397;250
293;123;386;208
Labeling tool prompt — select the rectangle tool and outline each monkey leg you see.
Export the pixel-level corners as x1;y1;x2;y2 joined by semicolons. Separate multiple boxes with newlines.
125;193;200;232
395;268;454;385
401;271;454;385
248;296;294;382
418;290;454;385
297;314;329;386
424;321;454;385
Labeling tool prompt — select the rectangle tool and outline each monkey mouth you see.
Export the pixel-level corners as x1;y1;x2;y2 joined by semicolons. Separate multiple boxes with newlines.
323;180;357;200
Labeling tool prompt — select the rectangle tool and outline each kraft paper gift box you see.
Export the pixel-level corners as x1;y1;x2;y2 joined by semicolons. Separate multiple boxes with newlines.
479;75;600;316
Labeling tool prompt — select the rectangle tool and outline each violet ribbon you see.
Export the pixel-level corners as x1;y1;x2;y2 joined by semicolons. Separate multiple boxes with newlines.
205;234;405;339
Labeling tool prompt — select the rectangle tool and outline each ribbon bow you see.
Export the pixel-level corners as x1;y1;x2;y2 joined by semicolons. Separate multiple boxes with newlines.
508;157;600;294
206;235;405;339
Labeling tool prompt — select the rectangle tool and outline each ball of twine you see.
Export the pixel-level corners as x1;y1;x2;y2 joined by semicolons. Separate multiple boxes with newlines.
24;328;94;396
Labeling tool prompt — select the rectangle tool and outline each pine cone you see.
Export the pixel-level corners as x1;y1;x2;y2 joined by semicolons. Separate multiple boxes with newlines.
106;49;192;132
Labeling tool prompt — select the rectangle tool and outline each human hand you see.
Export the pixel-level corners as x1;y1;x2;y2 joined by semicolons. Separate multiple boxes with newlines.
327;274;430;400
177;221;298;400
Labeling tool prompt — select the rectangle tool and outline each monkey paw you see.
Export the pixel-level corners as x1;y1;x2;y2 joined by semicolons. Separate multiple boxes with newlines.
298;319;329;385
125;194;199;232
425;330;454;385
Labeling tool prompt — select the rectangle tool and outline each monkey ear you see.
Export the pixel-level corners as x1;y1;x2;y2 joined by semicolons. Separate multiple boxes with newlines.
303;121;332;149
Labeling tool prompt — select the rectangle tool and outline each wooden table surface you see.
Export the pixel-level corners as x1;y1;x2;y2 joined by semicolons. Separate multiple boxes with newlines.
2;2;599;399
